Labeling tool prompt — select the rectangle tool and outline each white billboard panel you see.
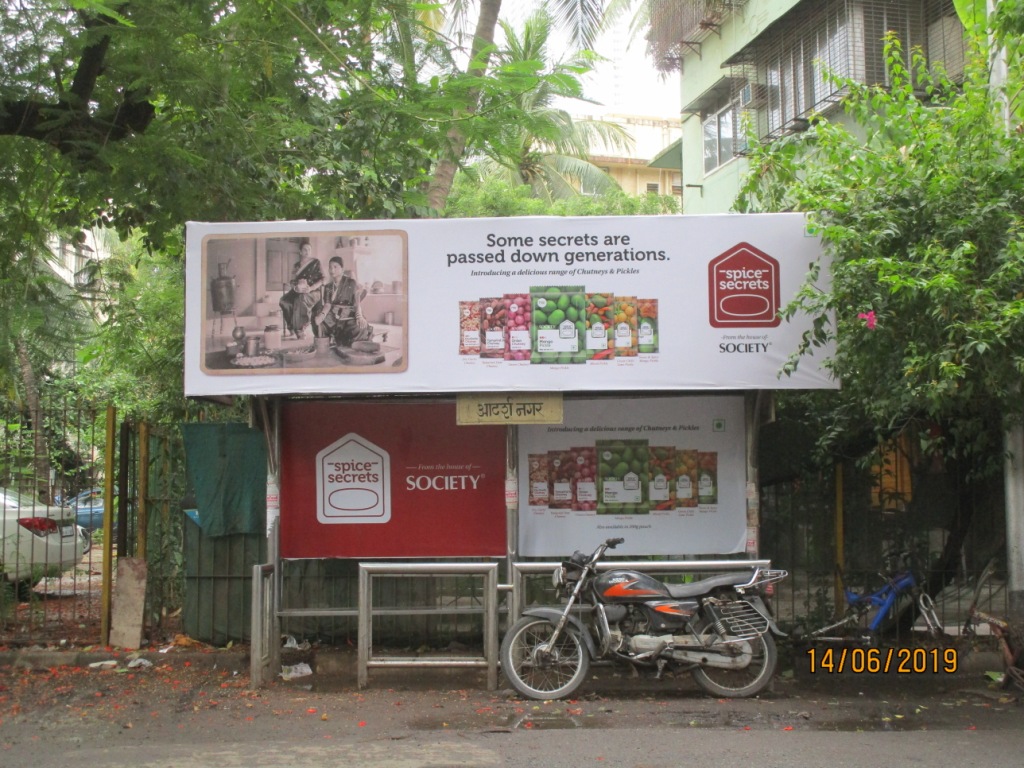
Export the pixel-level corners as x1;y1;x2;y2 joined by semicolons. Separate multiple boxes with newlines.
184;214;835;395
518;396;747;557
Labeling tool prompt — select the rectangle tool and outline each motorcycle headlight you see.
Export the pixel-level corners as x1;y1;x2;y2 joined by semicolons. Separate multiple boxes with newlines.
552;565;567;589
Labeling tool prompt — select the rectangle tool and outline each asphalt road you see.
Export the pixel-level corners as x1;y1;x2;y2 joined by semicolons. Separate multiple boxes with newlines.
1;645;1022;767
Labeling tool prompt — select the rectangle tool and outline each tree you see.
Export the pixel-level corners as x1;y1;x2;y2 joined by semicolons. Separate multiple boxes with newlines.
0;3;484;412
73;233;214;425
736;31;1024;594
0;2;446;488
0;0;640;426
0;235;92;501
0;2;445;249
424;0;622;210
445;174;678;218
468;10;631;201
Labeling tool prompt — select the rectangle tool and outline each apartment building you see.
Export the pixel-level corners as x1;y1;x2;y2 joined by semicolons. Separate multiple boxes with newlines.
648;0;966;214
581;112;683;200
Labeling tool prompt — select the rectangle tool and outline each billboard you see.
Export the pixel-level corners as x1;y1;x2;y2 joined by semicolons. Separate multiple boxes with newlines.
185;214;835;395
517;396;747;557
278;401;507;558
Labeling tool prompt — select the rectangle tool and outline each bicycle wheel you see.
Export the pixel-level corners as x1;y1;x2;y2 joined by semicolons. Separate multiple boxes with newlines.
500;617;589;700
690;627;778;699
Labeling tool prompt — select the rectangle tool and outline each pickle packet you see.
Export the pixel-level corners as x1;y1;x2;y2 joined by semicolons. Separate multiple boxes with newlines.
530;285;587;364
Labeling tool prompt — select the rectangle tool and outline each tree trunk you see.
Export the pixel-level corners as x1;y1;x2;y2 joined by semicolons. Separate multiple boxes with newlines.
15;338;52;503
426;0;503;212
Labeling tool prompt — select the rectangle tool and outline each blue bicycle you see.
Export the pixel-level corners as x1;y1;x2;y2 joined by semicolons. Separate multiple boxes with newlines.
797;552;945;646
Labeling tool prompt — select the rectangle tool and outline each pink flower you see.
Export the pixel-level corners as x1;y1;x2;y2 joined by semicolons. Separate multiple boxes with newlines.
857;310;877;329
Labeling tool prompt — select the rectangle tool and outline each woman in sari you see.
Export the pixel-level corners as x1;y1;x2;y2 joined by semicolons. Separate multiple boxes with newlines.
278;242;324;339
313;255;372;347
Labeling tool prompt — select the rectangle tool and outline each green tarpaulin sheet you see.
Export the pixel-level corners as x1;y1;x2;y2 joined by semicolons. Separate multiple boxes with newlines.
181;423;266;537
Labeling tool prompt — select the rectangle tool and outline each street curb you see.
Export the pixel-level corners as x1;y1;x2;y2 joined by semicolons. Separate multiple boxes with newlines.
0;647;250;673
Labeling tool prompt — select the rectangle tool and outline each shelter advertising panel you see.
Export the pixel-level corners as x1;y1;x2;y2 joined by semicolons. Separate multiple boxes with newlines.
279;401;506;558
185;214;835;395
518;396;746;557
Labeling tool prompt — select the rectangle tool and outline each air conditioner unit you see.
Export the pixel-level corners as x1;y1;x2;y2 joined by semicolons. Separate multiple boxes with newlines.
739;82;770;109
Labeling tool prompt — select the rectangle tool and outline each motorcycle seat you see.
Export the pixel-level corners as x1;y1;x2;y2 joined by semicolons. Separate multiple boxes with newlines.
666;571;753;598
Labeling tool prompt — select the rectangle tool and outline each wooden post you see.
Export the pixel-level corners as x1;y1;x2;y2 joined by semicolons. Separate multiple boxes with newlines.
137;421;149;560
101;405;116;646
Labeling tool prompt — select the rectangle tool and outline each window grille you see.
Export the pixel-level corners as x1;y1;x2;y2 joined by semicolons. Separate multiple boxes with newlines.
723;0;964;141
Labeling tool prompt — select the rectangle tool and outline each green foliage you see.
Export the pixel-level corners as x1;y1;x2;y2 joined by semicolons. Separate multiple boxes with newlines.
737;33;1024;477
468;10;631;201
0;0;647;426
0;1;448;256
69;232;248;424
954;0;987;28
445;175;679;218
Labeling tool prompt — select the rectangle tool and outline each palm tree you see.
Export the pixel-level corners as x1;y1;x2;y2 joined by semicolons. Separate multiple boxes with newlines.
469;10;632;200
425;0;621;210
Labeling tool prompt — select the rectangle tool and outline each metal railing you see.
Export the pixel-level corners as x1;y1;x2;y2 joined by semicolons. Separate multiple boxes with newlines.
356;562;501;689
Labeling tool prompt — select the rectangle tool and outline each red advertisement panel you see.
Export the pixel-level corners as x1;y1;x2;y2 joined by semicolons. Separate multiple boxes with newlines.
279;401;507;557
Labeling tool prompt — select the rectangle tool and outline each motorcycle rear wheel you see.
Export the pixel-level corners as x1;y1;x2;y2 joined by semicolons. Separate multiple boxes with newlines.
690;627;777;698
500;617;590;700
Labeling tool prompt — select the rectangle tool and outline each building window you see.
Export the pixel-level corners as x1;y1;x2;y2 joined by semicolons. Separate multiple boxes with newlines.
646;182;660;194
743;0;963;140
761;2;849;136
703;103;737;174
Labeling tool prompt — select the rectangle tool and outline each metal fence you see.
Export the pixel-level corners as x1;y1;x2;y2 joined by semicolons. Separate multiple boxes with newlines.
1;391;107;643
761;462;1008;643
3;389;1012;652
0;389;191;647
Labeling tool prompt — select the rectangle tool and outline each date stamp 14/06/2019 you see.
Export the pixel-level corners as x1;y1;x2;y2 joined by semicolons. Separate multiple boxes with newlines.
806;646;958;675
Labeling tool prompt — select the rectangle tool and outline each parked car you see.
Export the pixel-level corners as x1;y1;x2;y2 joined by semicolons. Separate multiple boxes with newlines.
1;487;86;600
78;525;92;555
68;487;107;530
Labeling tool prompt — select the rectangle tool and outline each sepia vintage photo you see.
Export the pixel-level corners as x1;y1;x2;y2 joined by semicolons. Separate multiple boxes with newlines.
201;231;408;374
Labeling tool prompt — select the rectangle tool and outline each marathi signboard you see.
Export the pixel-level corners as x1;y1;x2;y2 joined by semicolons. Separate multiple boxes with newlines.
184;214;835;396
517;396;746;557
279;401;506;558
456;393;563;425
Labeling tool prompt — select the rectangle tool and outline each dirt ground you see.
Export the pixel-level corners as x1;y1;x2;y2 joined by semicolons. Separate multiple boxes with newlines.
0;638;1021;759
3;555;1022;747
3;551;1022;749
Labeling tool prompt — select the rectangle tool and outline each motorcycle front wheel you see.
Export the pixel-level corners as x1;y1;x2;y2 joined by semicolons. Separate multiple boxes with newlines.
500;616;590;700
690;627;777;698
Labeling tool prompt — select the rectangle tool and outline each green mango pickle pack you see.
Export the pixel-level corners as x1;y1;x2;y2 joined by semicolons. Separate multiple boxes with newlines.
596;438;650;515
530;286;588;364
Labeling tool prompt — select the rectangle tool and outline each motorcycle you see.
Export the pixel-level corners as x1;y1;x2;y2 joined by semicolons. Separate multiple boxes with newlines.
500;537;788;699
